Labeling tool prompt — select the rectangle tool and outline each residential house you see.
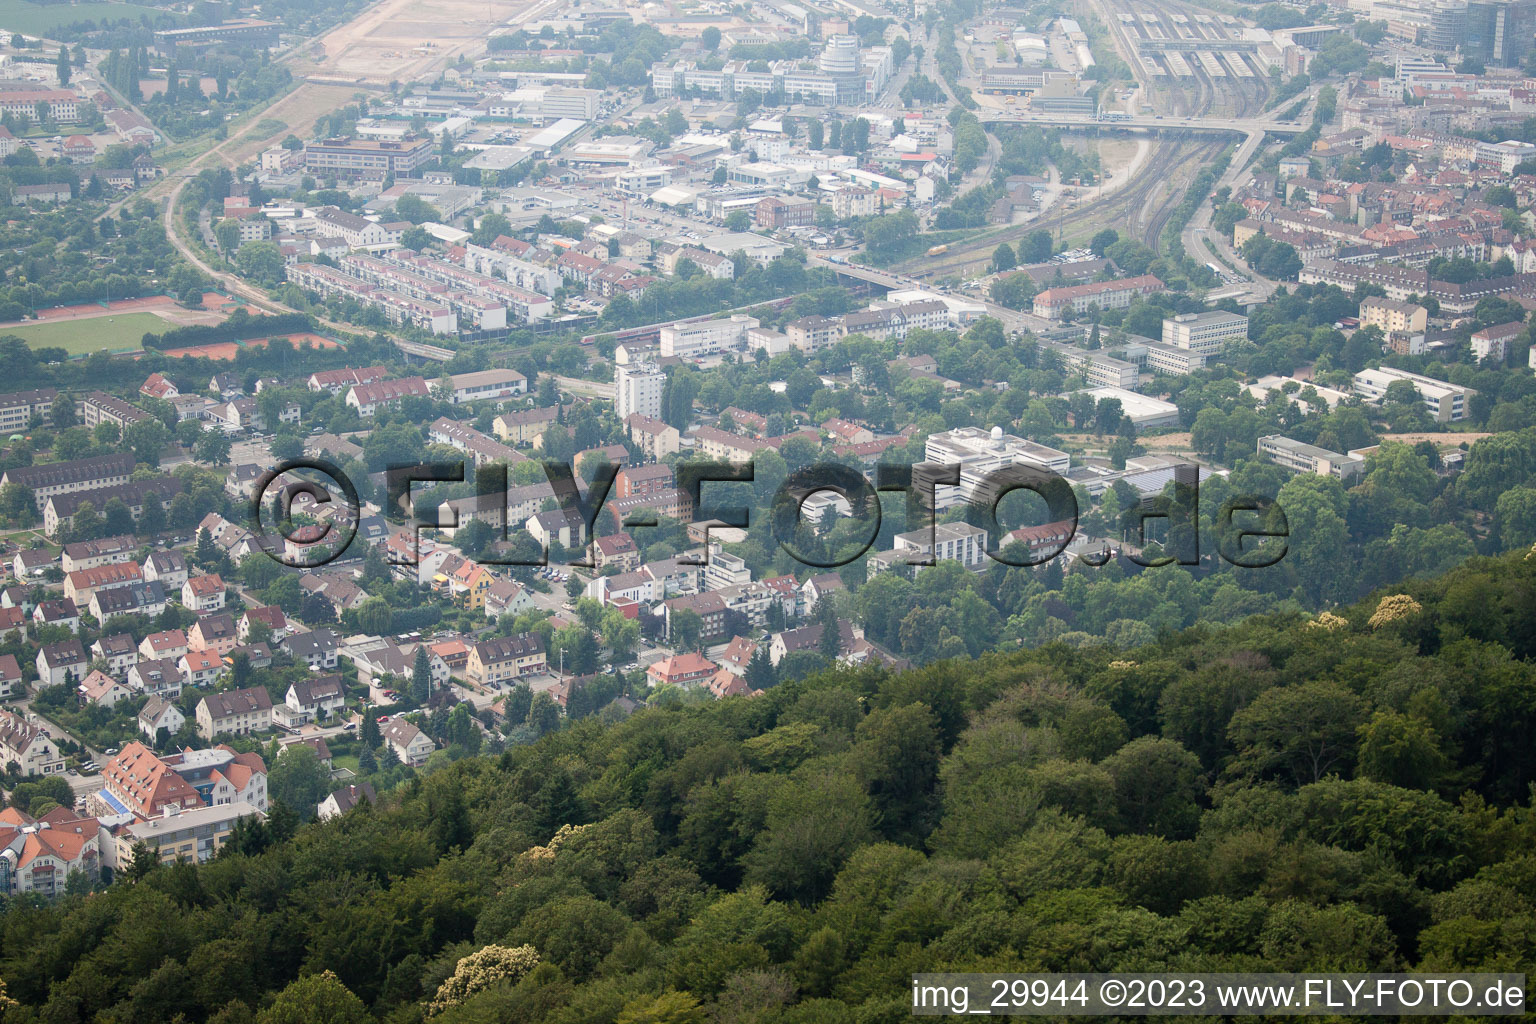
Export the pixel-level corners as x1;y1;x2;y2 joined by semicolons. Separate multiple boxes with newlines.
0;655;22;700
318;782;377;820
284;629;339;670
179;648;224;688
768;620;858;665
239;605;290;642
383;718;436;767
0;711;63;776
0;808;102;896
33;599;80;635
274;674;346;728
492;406;559;445
646;652;719;688
196;687;275;739
143;550;189;590
716;636;759;677
77;668;132;708
127;659;183;699
139;629;189;662
91;634;138;674
11;549;53;578
36;640;87;687
592;533;640;572
0;607;26;643
188;614;238;655
465;634;547;689
483;580;536;620
89;581;167;623
60;535;136;573
138;696;186;741
63;564;146;609
96;743;202;818
181;574;226;613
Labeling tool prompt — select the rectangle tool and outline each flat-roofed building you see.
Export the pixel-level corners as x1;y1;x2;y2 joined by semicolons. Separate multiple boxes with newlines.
1069;386;1182;429
924;426;1071;511
1352;366;1471;422
303;136;434;180
1360;296;1428;335
1258;434;1366;481
1161;311;1249;354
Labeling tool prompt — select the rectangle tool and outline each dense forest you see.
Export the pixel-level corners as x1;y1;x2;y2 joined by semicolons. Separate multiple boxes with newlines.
1;549;1533;1022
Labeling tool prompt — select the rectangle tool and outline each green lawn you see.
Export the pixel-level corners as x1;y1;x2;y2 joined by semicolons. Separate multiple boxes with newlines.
0;312;163;355
0;0;172;36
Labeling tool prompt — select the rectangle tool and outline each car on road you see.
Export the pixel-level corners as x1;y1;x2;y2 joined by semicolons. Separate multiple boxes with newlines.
103;747;118;756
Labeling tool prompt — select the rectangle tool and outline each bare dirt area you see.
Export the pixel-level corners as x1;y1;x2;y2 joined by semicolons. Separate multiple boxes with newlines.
290;0;551;86
223;84;364;164
1382;432;1489;446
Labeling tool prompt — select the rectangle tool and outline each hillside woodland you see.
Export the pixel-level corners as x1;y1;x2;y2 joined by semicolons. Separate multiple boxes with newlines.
0;551;1534;1023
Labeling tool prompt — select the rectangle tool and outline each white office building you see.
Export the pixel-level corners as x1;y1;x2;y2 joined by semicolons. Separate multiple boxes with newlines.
1162;311;1249;355
1352;367;1471;423
658;314;761;359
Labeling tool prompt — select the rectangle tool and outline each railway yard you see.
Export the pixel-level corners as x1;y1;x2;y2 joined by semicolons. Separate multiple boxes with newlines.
902;0;1274;282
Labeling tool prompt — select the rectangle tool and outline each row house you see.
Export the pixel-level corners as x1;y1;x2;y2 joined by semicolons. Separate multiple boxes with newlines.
43;479;181;538
308;366;389;393
78;392;152;431
389;252;553;323
90;582;167;623
0;452;135;514
61;535;137;574
345;376;432;417
290;262;456;336
428;417;526;467
63;562;142;607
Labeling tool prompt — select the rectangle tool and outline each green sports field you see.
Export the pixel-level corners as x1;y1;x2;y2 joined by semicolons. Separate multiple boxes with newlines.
0;312;162;355
0;0;171;36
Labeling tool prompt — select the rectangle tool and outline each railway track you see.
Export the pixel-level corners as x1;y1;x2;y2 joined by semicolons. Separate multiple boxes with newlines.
901;0;1270;280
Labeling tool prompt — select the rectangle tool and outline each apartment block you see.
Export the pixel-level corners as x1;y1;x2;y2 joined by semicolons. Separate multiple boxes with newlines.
1032;275;1165;319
